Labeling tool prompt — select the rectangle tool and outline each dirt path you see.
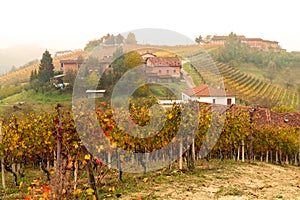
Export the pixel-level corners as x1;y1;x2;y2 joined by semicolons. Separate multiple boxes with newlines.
121;161;300;200
181;68;196;88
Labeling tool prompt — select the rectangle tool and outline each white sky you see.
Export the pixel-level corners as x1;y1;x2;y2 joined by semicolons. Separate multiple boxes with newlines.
0;0;299;52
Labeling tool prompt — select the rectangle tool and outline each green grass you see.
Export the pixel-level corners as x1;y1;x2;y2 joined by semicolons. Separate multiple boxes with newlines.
0;89;72;114
182;63;203;86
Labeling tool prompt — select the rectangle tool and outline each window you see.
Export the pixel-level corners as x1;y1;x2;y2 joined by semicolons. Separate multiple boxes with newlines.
212;99;216;104
227;98;232;105
173;70;176;73
158;70;161;73
167;70;169;73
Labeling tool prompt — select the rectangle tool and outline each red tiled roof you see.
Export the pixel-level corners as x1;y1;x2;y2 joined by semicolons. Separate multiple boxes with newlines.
211;35;246;40
246;38;263;41
60;59;85;64
146;57;181;67
226;104;300;128
182;84;234;97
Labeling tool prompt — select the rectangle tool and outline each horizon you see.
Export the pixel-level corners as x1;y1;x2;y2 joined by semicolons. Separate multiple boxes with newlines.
0;0;300;52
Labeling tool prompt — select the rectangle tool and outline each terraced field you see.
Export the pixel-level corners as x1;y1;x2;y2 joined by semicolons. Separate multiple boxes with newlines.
169;46;299;110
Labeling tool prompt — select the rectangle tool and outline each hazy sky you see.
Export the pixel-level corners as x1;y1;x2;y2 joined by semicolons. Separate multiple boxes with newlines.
1;0;299;52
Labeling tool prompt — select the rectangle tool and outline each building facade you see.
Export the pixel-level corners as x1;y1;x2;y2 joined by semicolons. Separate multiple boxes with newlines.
182;84;235;105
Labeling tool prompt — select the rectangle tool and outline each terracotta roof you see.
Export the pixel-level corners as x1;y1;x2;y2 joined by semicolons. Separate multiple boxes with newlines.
246;38;263;41
182;84;234;97
146;57;181;67
211;35;246;40
60;60;85;64
226;104;300;128
262;40;278;44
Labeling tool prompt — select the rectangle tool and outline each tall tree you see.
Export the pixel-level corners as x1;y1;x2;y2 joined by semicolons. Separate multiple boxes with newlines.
38;50;54;82
195;35;203;44
115;34;125;44
125;32;137;44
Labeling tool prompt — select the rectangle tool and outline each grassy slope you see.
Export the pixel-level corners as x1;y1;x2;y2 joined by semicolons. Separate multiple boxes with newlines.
0;89;72;115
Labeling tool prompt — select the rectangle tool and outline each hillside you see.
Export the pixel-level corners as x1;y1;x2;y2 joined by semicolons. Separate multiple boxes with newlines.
0;44;299;111
168;45;300;110
0;50;87;86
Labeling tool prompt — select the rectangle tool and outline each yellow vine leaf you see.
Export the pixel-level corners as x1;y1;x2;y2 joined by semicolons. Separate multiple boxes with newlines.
86;188;94;195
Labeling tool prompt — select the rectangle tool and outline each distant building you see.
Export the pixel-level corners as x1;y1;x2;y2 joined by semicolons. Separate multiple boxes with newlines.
55;50;73;57
182;84;235;105
210;35;280;51
145;56;181;83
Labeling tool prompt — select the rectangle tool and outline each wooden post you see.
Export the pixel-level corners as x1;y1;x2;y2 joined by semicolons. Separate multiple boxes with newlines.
0;123;6;190
179;137;183;170
192;138;195;162
242;139;245;162
74;159;78;190
237;145;240;161
55;104;63;198
298;135;300;166
107;151;111;169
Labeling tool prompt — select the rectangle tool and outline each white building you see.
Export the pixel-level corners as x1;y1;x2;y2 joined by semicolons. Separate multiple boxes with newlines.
182;84;235;105
86;90;106;98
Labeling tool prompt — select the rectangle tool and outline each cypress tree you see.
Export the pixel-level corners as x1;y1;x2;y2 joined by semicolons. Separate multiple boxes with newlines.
38;50;54;82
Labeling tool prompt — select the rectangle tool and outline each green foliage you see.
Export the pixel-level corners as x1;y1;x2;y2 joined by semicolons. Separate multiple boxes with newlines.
211;32;300;71
195;35;203;44
38;50;54;83
113;46;124;60
99;50;143;98
124;51;143;69
125;32;137;44
63;69;77;89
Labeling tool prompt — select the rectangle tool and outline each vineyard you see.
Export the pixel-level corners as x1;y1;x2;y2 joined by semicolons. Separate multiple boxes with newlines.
0;50;87;87
0;100;299;199
168;45;300;111
0;44;299;199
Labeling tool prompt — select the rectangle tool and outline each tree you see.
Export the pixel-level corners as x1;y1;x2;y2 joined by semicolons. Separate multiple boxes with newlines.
125;32;137;44
195;35;203;44
63;70;77;89
38;50;54;83
9;65;17;73
124;51;143;69
104;34;116;45
203;35;212;43
115;34;125;44
113;47;124;60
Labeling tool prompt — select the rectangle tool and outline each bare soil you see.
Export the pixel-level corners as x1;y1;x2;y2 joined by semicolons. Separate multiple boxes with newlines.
120;160;300;200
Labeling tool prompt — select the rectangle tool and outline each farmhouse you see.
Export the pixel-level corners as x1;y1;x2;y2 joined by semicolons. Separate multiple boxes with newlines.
60;59;85;73
182;84;235;105
145;56;181;83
